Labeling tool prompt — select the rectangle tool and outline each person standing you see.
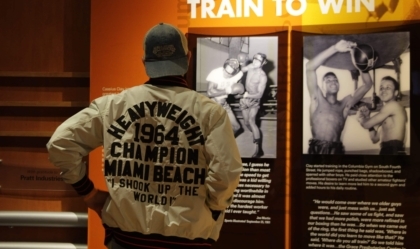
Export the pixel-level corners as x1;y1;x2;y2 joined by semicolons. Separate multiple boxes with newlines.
240;53;268;158
47;23;242;249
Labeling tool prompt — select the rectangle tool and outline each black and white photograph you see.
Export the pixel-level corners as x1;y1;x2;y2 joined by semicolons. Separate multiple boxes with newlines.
302;32;410;155
196;36;278;158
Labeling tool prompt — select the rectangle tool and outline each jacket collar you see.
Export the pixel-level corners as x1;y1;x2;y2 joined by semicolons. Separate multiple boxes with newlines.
146;76;190;88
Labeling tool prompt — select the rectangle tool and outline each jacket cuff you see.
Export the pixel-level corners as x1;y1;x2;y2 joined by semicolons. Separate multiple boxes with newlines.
71;175;94;196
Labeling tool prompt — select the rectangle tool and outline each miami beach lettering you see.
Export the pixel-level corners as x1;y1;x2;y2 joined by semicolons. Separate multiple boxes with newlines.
105;157;205;184
105;101;205;206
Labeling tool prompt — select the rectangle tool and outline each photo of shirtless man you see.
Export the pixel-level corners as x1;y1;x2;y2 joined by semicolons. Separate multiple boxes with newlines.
357;76;407;155
305;40;373;154
240;53;268;157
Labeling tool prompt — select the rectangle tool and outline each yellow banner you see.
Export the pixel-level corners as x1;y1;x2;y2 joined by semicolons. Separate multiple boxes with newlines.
183;0;420;28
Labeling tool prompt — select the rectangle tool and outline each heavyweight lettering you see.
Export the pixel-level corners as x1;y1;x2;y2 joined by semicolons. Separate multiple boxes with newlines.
166;104;182;121
132;102;146;118
107;124;125;139
156;102;172;117
127;107;141;121
116;115;131;131
145;101;158;117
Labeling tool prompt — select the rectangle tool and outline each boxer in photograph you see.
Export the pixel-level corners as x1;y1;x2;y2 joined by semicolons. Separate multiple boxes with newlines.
306;40;374;154
357;76;407;155
239;53;268;158
207;58;245;135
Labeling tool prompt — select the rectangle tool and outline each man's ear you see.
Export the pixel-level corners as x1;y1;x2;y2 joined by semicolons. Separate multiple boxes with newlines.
394;90;399;97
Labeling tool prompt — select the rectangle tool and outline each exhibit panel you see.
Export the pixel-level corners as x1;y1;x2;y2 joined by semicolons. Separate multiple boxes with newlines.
186;31;288;248
290;23;420;249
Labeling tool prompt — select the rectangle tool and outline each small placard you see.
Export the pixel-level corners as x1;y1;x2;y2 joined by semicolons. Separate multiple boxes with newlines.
0;165;75;193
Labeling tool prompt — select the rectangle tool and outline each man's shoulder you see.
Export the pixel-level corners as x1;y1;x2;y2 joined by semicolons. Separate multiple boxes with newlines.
250;67;266;75
383;100;405;113
247;68;267;81
337;95;353;106
93;84;151;104
194;92;225;108
193;91;219;105
385;100;401;107
258;68;267;75
206;68;224;83
208;67;223;74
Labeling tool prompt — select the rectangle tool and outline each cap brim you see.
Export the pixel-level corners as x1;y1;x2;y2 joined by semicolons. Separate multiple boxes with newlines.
145;57;188;78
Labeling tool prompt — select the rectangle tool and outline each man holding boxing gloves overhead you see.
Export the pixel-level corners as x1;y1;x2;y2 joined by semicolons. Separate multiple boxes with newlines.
306;40;374;154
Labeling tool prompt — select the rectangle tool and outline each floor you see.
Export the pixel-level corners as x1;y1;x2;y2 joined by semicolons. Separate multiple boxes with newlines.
235;116;277;159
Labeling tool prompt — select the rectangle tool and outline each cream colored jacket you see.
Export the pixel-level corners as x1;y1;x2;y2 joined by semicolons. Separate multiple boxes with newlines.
47;79;242;241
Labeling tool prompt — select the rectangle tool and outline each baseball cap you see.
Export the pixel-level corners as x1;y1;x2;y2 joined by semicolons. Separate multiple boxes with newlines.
143;23;189;78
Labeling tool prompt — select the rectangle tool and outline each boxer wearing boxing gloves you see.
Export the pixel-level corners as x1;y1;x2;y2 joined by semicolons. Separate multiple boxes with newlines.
306;40;374;154
239;53;268;158
207;58;245;135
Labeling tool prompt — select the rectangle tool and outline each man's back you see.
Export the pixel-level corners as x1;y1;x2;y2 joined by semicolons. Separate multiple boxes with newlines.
47;23;242;249
48;78;242;248
96;81;240;240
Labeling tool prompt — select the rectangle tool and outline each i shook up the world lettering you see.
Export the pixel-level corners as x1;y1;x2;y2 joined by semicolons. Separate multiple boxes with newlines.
105;101;206;206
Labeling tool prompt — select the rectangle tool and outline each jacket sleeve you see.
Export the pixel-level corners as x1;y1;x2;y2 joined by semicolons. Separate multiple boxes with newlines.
46;99;105;192
204;107;243;211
